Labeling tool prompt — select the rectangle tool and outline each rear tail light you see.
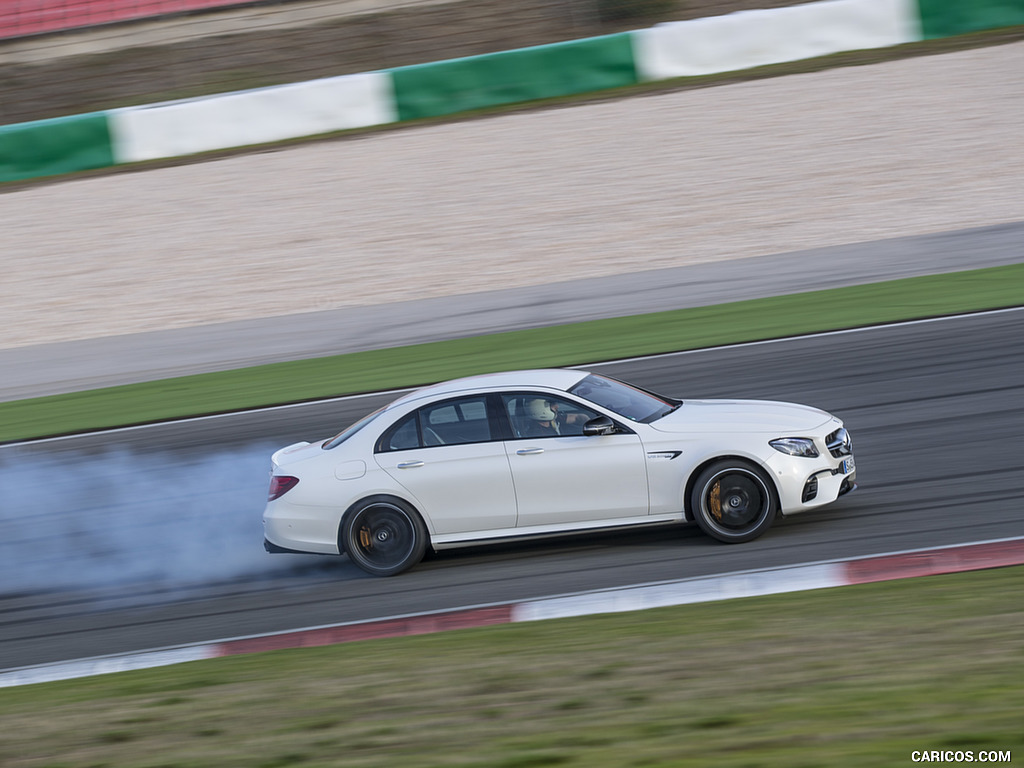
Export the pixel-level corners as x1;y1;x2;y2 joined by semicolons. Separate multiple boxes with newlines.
268;475;299;501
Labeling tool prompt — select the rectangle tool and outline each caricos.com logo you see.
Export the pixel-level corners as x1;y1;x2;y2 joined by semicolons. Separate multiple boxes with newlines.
911;751;1012;764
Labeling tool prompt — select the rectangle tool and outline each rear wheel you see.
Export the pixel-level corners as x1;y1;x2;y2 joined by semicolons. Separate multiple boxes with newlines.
690;460;777;543
341;497;427;576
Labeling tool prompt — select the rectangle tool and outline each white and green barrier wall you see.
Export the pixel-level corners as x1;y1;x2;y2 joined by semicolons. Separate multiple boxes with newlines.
2;0;1023;184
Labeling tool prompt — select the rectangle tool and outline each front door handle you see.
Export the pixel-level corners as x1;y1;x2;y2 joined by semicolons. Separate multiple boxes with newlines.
397;460;424;469
516;448;544;456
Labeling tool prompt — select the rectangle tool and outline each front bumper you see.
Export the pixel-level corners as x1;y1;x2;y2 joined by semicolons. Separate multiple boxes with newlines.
766;451;857;515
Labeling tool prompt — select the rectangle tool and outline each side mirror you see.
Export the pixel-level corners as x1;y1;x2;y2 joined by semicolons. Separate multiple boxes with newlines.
582;415;616;436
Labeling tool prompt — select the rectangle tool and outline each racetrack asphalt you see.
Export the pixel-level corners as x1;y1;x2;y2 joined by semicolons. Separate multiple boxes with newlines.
2;219;1022;402
3;308;1022;670
5;535;1023;687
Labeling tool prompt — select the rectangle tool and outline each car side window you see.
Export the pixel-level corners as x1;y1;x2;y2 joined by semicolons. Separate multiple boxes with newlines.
382;413;420;452
502;394;600;439
420;396;492;445
379;396;495;452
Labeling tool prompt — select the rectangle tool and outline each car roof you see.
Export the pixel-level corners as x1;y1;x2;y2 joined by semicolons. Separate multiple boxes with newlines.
391;368;591;407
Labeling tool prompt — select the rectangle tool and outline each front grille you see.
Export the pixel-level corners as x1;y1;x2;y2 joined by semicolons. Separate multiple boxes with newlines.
826;427;852;458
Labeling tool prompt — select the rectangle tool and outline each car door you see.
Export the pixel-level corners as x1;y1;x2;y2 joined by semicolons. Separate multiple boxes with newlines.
501;393;649;528
374;396;517;535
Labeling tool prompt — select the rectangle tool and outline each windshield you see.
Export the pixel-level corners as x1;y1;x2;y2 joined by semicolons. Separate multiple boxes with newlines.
323;407;386;450
569;374;679;423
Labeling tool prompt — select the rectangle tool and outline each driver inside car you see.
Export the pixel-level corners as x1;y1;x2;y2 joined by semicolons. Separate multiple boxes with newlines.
522;397;586;438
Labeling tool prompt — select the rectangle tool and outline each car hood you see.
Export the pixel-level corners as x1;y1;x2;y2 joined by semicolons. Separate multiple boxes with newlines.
648;399;835;434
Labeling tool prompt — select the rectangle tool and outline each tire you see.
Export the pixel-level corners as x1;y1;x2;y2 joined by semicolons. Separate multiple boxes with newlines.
690;460;777;544
340;496;427;576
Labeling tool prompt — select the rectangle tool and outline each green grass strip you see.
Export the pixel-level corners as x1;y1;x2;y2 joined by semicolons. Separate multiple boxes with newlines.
2;262;1022;442
3;566;1023;766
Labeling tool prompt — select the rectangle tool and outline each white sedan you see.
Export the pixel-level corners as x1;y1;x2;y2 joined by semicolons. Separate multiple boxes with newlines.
263;369;856;576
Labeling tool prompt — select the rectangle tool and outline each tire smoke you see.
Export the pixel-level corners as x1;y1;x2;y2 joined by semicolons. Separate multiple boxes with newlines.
0;443;321;597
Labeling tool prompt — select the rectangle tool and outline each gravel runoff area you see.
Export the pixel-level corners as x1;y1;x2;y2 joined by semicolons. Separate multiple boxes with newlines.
3;41;1023;351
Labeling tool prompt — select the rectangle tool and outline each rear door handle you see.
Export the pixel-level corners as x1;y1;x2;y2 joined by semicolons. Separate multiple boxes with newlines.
397;460;424;469
516;448;544;456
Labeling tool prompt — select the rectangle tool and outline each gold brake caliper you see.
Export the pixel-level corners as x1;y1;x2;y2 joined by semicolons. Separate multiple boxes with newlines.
708;480;722;522
359;526;373;549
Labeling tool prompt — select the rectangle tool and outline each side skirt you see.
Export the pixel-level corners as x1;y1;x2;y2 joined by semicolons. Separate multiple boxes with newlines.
430;513;687;551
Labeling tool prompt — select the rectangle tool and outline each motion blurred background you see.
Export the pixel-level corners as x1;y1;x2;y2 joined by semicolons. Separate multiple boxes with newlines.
0;0;805;125
2;2;1023;763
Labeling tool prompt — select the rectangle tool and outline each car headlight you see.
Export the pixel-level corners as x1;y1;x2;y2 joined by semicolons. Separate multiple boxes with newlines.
769;437;820;458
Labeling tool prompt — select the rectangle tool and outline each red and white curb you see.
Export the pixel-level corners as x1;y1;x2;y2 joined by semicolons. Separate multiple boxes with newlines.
3;536;1023;689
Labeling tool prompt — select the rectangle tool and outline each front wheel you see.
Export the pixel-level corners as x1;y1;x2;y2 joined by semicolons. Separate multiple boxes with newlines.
341;496;427;576
690;460;777;543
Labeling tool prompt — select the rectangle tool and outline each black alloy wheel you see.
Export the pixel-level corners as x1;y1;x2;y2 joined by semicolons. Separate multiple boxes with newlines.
690;460;778;543
342;497;427;576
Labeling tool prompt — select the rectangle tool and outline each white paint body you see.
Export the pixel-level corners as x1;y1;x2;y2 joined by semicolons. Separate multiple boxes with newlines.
263;369;856;557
